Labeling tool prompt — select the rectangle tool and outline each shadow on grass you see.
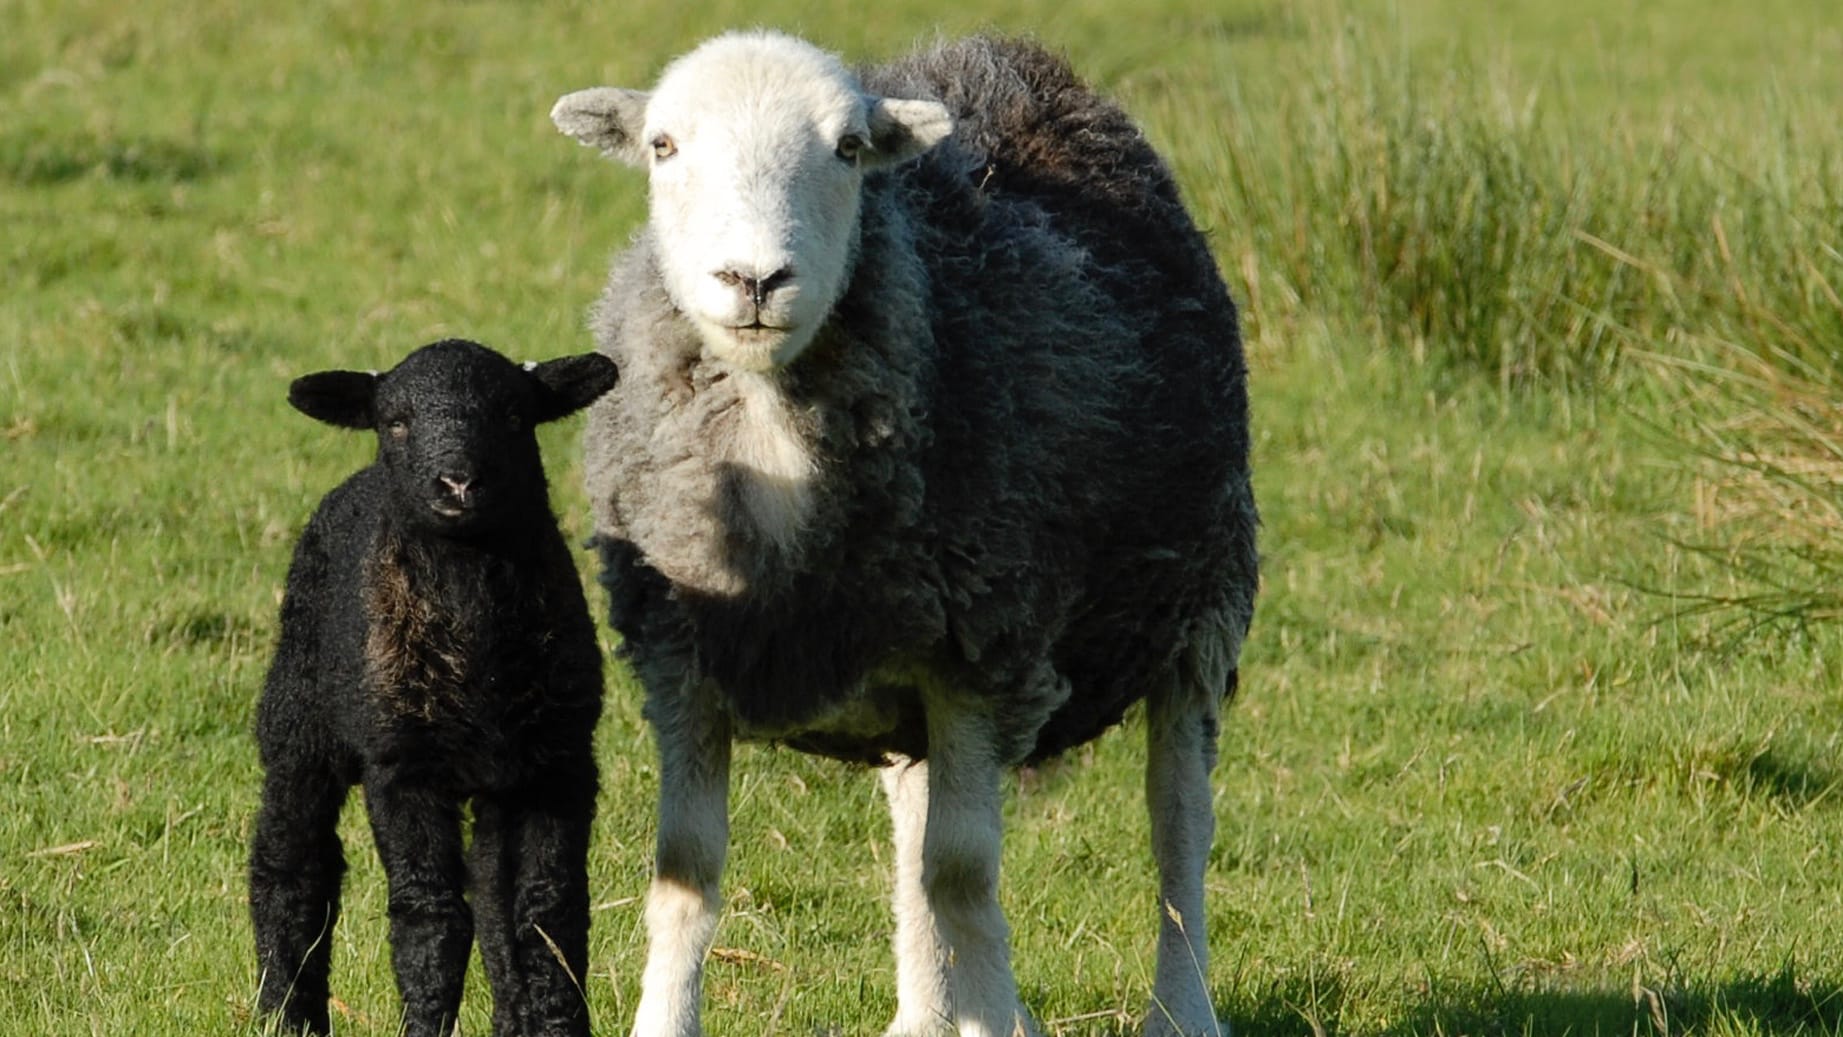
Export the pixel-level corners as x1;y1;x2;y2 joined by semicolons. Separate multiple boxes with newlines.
0;129;221;185
1738;745;1843;812
1207;964;1843;1037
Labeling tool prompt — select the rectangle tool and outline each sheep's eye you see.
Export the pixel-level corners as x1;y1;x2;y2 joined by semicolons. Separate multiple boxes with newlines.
386;418;409;439
651;134;677;161
835;134;865;163
506;411;524;432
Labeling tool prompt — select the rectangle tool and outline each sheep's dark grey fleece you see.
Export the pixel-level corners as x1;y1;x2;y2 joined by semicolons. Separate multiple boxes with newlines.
249;339;617;1037
585;36;1257;766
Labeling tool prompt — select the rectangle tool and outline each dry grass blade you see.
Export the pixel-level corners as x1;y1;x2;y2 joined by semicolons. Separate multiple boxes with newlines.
1646;311;1843;633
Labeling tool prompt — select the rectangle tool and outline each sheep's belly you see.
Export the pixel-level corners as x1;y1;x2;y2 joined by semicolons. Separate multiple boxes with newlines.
728;667;929;764
712;643;1158;767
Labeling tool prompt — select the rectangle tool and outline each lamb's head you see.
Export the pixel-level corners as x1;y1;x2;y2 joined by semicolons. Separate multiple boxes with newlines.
289;339;619;535
552;32;953;372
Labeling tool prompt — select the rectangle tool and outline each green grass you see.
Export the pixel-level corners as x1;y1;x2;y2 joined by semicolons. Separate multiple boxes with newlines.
5;0;1843;1034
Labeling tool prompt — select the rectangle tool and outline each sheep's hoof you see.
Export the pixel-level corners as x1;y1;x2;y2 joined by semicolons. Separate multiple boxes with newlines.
1143;1015;1231;1037
884;1016;1046;1037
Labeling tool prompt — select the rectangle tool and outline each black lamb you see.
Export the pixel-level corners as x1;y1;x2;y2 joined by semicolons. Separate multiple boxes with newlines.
248;339;619;1037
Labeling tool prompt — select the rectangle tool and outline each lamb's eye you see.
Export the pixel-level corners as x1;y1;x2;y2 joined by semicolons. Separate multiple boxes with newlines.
506;411;524;432
387;419;409;439
835;134;865;163
651;134;677;160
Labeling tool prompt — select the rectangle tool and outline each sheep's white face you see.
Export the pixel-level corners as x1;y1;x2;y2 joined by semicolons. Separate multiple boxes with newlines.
553;33;952;372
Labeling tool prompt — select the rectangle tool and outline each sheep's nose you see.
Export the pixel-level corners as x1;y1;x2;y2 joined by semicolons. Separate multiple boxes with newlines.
438;474;474;503
714;266;794;309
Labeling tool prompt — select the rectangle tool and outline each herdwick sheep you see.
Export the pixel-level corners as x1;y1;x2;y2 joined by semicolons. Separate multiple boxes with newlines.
551;31;1258;1037
249;339;619;1037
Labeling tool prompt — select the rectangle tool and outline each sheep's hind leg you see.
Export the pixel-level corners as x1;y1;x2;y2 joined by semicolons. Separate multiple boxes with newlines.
918;694;1035;1037
880;755;952;1036
250;755;349;1036
631;680;732;1037
1143;648;1235;1037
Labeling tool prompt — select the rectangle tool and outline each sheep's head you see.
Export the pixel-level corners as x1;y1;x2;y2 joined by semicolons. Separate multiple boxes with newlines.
552;32;953;373
289;340;619;534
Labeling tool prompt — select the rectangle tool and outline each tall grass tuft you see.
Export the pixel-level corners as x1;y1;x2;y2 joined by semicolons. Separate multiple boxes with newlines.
1652;339;1843;637
1183;20;1843;393
1628;113;1843;634
1159;13;1843;629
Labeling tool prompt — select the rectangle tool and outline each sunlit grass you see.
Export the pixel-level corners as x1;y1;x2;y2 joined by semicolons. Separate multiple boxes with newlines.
5;1;1843;1035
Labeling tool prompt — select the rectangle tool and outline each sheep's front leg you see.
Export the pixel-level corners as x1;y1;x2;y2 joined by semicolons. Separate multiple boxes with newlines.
881;756;952;1036
1143;667;1229;1037
363;775;472;1037
631;681;732;1037
918;696;1033;1037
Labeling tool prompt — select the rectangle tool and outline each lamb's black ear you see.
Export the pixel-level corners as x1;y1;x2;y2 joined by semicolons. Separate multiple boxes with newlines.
528;354;619;424
288;370;378;429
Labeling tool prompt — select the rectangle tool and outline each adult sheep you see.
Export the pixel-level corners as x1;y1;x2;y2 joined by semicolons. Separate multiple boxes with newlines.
552;31;1258;1037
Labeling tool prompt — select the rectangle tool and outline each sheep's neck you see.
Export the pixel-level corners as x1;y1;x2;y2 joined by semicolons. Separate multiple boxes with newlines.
711;369;819;563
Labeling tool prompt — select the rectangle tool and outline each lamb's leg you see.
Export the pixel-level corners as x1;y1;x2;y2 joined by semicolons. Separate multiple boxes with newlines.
1143;660;1232;1037
363;775;472;1037
880;756;952;1036
631;681;732;1037
496;768;597;1037
918;695;1033;1037
469;798;525;1035
250;755;348;1036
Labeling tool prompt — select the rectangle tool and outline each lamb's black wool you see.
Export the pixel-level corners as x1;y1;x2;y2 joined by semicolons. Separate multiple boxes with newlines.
249;339;617;1037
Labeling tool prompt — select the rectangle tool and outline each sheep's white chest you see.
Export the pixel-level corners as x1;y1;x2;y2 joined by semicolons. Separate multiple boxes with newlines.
631;366;822;596
719;373;817;552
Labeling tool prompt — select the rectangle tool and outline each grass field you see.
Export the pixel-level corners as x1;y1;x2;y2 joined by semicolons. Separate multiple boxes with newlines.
4;0;1843;1034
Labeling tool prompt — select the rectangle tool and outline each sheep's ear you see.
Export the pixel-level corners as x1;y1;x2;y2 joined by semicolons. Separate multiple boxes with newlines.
288;370;377;429
551;88;651;167
527;353;619;424
862;97;953;168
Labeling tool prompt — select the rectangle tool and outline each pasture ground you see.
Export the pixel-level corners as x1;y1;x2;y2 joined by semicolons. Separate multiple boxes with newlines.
4;0;1841;1033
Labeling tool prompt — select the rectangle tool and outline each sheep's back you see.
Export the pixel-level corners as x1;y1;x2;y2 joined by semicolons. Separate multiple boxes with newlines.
863;37;1257;720
862;36;1228;310
862;35;1251;538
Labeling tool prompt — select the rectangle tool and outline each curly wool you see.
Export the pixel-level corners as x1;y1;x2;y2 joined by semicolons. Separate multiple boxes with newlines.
583;36;1257;765
250;342;612;1037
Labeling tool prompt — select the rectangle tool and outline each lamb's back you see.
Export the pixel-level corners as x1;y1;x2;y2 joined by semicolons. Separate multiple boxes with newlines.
262;467;600;779
257;469;382;771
